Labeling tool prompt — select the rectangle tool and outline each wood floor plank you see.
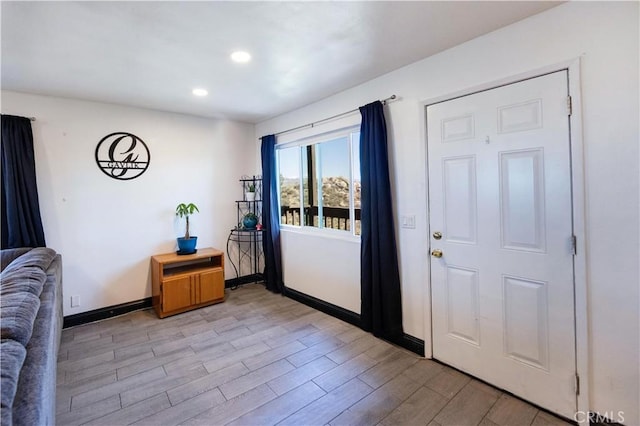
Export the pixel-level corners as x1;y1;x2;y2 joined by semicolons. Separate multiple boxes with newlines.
85;392;171;425
297;322;351;347
326;335;379;364
71;366;166;410
486;393;539;425
201;342;271;374
380;385;448;426
267;356;338;396
219;358;295;400
191;325;253;352
120;364;208;408
161;342;236;376
57;370;118;404
531;411;574;426
117;346;195;380
113;331;183;360
151;329;217;356
210;314;272;333
56;394;121;426
181;383;277;426
133;387;226;425
286;336;345;368
329;373;421;426
65;350;155;384
358;350;418;389
266;324;320;348
401;359;445;386
336;327;369;344
64;335;118;361
242;340;307;371
57;349;115;372
278;378;374;426
167;362;250;406
230;325;290;349
434;380;501;426
424;366;471;398
227;381;326;426
314;353;378;392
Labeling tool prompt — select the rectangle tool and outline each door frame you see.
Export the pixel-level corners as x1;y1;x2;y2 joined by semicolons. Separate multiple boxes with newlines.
420;57;589;418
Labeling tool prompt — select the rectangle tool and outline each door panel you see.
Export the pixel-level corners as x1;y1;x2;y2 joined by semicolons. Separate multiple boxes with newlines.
503;275;549;369
499;149;546;251
446;265;480;345
200;269;224;303
428;70;576;417
443;156;477;244
163;276;193;312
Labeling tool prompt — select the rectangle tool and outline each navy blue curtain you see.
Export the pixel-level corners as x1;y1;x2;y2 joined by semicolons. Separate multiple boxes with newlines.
1;115;46;249
359;101;403;340
261;134;284;294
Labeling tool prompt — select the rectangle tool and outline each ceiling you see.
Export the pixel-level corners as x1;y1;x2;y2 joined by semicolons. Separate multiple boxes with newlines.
1;1;561;123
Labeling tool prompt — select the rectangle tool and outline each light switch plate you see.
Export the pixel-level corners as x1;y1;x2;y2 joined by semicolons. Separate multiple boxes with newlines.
401;215;416;229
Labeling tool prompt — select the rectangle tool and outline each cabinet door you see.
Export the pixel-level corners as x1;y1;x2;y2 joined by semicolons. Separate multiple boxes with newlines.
199;269;224;303
162;275;193;312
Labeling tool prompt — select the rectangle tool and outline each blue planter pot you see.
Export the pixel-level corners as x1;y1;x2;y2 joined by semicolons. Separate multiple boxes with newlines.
177;236;197;254
243;216;258;229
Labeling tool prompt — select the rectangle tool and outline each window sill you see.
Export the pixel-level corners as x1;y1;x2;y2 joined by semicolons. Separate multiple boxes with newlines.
280;225;361;244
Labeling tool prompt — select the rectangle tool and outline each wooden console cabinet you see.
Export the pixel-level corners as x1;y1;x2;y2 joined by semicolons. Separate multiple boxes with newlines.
151;247;225;318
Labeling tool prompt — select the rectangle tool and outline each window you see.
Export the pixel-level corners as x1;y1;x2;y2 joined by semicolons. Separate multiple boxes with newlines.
277;127;361;236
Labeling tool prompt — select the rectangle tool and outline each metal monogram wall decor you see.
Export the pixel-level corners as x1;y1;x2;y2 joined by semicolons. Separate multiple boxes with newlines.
95;132;150;180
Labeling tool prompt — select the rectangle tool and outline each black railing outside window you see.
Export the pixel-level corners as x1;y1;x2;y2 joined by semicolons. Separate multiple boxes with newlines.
281;205;361;234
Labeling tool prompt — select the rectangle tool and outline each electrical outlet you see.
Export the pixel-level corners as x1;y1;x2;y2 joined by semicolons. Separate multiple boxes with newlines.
71;295;80;307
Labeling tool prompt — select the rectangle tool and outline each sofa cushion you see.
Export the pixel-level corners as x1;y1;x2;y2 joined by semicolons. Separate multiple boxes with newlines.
0;267;47;298
0;292;41;347
1;248;56;277
0;248;55;346
0;339;27;426
0;248;31;272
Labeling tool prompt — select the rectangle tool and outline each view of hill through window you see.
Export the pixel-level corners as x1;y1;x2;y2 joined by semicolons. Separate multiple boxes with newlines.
278;130;361;234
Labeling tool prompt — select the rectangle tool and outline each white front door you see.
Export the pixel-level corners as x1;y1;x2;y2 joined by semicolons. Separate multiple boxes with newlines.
427;70;576;417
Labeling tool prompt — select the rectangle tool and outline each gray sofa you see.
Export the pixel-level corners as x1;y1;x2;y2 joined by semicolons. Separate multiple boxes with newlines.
1;247;62;426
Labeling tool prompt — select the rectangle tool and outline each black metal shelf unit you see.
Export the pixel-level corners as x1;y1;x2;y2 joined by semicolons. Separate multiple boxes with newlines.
226;175;265;289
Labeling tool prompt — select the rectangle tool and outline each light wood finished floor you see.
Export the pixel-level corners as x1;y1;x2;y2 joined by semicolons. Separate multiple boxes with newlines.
57;284;573;426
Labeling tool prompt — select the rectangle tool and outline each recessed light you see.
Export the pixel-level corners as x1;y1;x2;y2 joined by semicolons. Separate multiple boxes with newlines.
231;51;251;63
192;88;208;97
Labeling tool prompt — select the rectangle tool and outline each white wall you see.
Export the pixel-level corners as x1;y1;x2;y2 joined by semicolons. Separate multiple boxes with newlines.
256;2;639;423
1;91;256;316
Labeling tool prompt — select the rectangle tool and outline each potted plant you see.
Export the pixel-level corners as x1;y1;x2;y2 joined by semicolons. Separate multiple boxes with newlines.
242;212;259;230
175;202;199;254
245;183;256;202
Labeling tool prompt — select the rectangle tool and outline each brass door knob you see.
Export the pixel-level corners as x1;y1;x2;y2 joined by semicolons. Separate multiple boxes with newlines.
433;231;442;240
431;249;443;258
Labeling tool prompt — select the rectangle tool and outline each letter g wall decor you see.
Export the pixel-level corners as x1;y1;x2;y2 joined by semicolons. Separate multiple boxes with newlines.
95;132;150;180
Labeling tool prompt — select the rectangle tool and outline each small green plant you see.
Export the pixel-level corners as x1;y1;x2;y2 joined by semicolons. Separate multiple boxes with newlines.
247;183;256;192
175;203;199;239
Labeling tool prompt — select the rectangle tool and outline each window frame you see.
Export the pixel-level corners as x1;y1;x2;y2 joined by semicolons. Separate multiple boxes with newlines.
276;125;361;239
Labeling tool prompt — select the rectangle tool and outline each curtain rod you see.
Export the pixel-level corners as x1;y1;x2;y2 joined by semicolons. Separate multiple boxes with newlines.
274;95;396;137
0;114;36;121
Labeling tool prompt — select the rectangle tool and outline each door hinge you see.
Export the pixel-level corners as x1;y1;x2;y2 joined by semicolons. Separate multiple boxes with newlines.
567;96;573;116
575;373;580;395
571;235;577;255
